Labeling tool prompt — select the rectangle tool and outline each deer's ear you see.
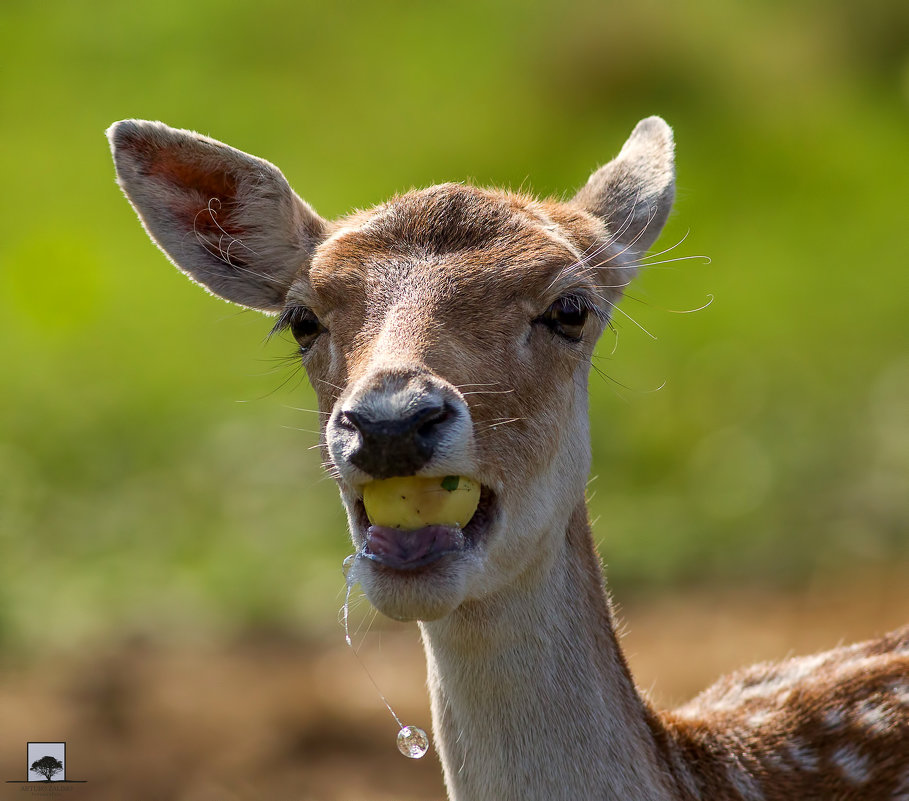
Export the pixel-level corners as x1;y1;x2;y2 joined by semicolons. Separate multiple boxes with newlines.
108;120;328;312
572;116;675;257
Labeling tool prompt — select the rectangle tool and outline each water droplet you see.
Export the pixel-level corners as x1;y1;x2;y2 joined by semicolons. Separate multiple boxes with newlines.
397;725;429;759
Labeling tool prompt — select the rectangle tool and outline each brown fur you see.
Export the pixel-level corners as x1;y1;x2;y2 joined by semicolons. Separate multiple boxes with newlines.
660;627;909;799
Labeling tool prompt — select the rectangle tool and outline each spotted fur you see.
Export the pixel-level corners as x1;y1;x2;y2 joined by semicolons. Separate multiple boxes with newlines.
664;626;909;798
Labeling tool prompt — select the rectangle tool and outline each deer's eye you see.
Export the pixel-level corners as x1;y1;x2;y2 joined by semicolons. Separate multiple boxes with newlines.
535;296;589;342
271;306;326;353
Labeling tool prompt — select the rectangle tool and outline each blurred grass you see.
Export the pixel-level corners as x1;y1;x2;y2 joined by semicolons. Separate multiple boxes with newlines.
1;0;907;652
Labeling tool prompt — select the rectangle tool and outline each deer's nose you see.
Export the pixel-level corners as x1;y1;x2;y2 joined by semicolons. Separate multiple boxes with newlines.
340;400;454;479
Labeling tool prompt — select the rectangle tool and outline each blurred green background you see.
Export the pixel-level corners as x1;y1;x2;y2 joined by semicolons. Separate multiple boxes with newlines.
1;0;908;654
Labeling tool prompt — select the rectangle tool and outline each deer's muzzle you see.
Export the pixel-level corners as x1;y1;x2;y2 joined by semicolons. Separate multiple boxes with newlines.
327;369;473;483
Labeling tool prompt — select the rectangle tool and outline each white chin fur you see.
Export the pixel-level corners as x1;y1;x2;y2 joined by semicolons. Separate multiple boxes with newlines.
351;551;477;622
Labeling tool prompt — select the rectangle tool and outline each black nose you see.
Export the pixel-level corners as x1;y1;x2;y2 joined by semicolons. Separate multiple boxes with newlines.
342;401;452;479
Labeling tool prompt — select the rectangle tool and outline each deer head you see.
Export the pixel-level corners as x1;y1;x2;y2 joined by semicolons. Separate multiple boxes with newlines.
108;117;674;623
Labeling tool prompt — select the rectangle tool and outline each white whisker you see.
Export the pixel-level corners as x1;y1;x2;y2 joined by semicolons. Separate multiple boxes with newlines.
666;294;715;314
634;227;691;261
625;254;712;269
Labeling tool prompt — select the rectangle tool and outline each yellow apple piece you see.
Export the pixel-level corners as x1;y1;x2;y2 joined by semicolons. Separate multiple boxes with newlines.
363;475;481;529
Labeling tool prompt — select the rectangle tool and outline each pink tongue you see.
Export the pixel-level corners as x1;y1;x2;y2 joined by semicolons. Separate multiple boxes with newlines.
365;524;466;570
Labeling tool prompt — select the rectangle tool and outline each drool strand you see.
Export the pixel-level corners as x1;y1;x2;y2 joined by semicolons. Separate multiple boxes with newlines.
342;551;430;759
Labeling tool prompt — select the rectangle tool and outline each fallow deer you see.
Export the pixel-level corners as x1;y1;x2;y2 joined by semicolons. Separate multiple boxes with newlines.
108;117;909;800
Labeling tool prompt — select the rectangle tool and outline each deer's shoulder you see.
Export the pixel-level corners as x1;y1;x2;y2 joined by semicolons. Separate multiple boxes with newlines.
657;626;909;800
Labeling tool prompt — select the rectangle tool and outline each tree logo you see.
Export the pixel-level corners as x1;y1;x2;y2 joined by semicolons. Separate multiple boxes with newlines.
5;742;86;787
27;743;65;782
30;755;63;782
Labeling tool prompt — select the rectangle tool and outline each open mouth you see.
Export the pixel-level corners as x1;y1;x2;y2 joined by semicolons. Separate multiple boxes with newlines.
354;485;496;572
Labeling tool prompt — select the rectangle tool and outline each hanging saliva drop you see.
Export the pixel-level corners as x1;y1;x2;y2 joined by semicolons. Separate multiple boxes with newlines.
396;725;430;759
342;552;431;760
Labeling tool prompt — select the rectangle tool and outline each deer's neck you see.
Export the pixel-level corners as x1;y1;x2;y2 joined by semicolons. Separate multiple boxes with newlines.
419;503;675;801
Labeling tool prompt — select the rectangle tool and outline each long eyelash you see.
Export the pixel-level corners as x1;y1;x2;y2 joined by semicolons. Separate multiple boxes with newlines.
268;307;299;339
560;291;610;324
